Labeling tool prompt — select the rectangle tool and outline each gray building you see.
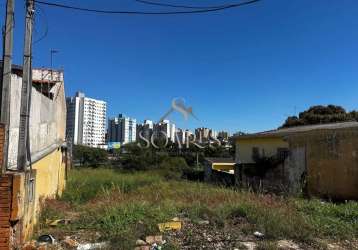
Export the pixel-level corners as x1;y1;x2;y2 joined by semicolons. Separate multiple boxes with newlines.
137;119;154;142
108;114;136;144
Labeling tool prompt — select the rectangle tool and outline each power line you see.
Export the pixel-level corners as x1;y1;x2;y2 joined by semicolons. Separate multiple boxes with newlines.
134;0;236;9
33;0;261;15
33;5;49;44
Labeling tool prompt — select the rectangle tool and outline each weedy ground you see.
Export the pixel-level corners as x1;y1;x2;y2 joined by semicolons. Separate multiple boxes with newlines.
36;168;358;249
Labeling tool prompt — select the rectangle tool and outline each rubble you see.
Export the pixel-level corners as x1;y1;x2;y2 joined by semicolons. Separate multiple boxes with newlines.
76;242;108;250
62;237;79;248
197;220;210;225
136;239;147;246
277;240;301;250
145;235;163;245
240;242;257;250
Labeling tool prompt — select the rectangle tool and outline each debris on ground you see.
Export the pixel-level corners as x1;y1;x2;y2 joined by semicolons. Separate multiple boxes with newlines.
136;239;147;246
38;234;56;244
253;231;264;239
240;241;257;250
46;219;71;227
22;241;37;250
134;246;150;250
277;240;301;250
197;220;210;225
145;235;163;245
76;242;108;250
62;236;79;249
158;221;182;232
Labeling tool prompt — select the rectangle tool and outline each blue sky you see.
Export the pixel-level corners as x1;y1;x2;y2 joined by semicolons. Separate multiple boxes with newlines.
1;0;358;133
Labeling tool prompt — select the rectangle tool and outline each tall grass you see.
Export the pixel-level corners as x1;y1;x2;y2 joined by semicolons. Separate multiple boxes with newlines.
61;169;162;204
39;168;357;249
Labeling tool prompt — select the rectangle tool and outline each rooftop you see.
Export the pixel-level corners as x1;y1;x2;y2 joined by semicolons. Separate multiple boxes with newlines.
234;121;358;139
204;157;235;164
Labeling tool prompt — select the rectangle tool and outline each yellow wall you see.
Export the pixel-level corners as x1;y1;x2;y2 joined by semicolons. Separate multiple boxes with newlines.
235;137;288;163
20;147;66;241
303;133;358;199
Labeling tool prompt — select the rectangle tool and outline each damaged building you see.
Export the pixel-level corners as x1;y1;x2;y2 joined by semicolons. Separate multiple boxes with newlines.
0;64;68;249
234;122;358;200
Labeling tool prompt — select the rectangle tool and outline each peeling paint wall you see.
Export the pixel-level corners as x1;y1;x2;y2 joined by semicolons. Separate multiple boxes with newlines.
289;128;358;200
286;146;306;194
19;148;66;242
7;70;66;169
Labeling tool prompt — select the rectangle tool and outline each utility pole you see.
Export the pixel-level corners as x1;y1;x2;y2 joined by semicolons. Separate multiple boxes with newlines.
17;0;34;171
0;0;15;174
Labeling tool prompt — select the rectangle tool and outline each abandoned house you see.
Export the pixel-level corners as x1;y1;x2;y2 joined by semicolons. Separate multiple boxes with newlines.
0;63;68;249
234;122;358;199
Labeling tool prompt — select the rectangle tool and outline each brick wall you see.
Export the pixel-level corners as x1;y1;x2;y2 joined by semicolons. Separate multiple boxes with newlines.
0;123;4;173
0;123;11;250
0;175;11;250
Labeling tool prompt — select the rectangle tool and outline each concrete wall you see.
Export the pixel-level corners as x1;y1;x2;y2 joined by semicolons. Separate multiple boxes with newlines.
0;68;67;249
235;137;288;164
7;70;66;169
289;129;358;200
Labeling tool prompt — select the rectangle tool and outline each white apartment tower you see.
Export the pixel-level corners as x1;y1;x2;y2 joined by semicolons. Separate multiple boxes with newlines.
66;92;106;147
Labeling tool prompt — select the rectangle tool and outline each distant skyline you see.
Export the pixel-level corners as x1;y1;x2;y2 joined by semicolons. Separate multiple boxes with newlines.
1;0;358;134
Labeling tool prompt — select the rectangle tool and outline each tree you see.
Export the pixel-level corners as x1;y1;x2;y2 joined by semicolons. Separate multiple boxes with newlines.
280;105;357;128
73;145;108;167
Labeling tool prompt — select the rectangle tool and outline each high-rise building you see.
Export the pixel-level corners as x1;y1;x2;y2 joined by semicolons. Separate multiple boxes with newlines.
195;127;211;142
217;131;230;141
144;119;154;129
137;119;154;142
66;92;106;147
170;123;176;142
154;120;176;142
108;114;136;144
108;117;120;143
175;128;186;144
195;127;218;142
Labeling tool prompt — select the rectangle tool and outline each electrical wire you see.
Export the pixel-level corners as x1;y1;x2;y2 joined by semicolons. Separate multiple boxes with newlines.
33;0;261;15
33;5;49;44
134;0;238;10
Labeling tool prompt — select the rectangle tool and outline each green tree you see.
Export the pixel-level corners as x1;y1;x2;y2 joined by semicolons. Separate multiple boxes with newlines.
281;105;357;128
73;145;108;167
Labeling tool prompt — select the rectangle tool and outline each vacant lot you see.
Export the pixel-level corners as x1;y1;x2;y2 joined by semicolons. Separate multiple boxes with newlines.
37;168;358;249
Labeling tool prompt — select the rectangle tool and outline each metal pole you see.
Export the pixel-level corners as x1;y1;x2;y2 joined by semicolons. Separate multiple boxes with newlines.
0;0;15;174
17;0;34;171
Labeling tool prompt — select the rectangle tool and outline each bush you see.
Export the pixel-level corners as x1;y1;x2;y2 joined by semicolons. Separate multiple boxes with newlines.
158;157;190;179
